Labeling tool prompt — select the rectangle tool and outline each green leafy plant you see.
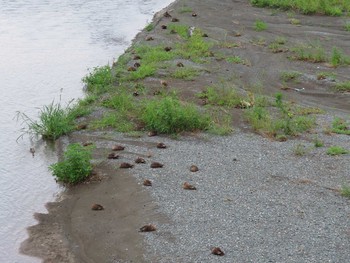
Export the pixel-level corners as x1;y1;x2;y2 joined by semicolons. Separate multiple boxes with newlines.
313;136;324;147
49;143;93;184
330;47;350;67
326;146;349;156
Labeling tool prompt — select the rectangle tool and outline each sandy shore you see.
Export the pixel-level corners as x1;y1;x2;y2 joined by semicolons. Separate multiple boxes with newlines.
21;0;350;262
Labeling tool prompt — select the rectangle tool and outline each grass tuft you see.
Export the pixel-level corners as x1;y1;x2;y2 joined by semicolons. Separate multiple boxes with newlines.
326;146;349;155
141;96;210;134
82;65;113;95
49;143;93;184
254;19;268;31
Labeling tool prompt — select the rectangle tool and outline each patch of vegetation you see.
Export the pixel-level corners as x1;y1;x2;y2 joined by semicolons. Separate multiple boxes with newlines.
168;24;190;39
102;90;135;112
330;47;350;67
293;143;307;156
171;67;199;80
226;56;245;64
245;93;315;139
313;136;324;147
280;71;301;82
179;6;193;13
134;45;176;64
341;184;350;198
219;41;241;48
176;30;213;61
317;71;336;81
16;100;88;140
268;37;287;53
145;23;154;32
207;109;234;135
334;81;350;92
91;112;135;132
197;85;243;107
331;117;350;135
127;64;157;80
82;65;113;95
290;43;326;63
326;146;349;156
250;0;350;16
49;143;93;184
141;96;210;134
292;106;323;115
289;18;301;25
254;19;268;31
345;22;350;31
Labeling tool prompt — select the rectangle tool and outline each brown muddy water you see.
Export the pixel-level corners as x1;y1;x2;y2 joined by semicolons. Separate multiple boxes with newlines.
0;0;173;262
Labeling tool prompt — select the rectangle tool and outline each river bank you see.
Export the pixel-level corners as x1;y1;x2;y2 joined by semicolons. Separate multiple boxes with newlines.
21;0;350;262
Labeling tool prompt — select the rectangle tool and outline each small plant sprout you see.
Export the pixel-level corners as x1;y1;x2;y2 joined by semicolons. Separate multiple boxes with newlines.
254;19;268;31
341;184;350;198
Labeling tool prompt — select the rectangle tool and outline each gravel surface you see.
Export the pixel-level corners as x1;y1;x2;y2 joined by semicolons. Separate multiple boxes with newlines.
114;125;350;263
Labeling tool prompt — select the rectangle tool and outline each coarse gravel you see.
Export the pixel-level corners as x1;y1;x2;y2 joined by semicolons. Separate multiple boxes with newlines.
108;123;350;262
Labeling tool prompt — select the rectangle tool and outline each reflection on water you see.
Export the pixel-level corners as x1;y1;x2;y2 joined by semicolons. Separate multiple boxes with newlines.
0;0;173;262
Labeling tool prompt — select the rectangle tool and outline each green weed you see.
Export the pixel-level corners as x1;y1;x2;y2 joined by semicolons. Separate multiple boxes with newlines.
250;0;350;16
313;136;324;147
254;19;268;31
330;47;350;67
141;96;210;134
102;90;135;112
290;43;326;63
198;85;242;107
345;22;350;31
171;67;199;80
341;184;350;198
91;112;135;132
293;143;307;156
226;56;245;64
280;71;301;82
145;23;154;32
127;64;157;80
331;117;350;135
82;65;113;95
326;146;349;155
16;101;77;140
168;24;190;39
317;71;336;81
49;143;93;184
334;81;350;92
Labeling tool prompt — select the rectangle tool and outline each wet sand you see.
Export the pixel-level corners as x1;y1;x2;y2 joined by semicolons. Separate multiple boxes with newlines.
21;0;350;262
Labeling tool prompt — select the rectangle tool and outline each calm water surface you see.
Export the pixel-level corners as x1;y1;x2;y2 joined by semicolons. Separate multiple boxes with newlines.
0;0;173;262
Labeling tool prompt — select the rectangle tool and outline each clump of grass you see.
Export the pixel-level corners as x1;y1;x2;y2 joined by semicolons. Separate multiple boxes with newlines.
313;136;324;147
176;31;213;60
254;19;268;31
103;90;135;112
49;143;93;184
293;143;307;156
317;71;336;81
341;184;350;198
245;93;315;139
330;47;350;67
268;37;287;53
334;81;350;92
289;18;301;25
345;22;350;31
82;65;113;95
207;109;234;135
91;112;135;132
280;71;301;82
145;23;154;32
331;117;350;135
16;101;81;140
134;45;176;64
226;56;245;64
141;96;210;134
171;67;199;80
128;64;157;80
290;43;326;63
198;85;243;107
168;24;190;39
250;0;349;16
326;146;349;156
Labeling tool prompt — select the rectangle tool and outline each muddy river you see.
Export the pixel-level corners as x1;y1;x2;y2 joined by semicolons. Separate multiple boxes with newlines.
0;0;173;262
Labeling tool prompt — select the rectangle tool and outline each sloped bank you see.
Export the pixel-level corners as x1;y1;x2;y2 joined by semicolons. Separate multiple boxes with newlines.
21;0;350;262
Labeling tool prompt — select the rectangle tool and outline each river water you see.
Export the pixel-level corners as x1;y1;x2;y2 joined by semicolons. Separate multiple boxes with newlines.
0;0;173;262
